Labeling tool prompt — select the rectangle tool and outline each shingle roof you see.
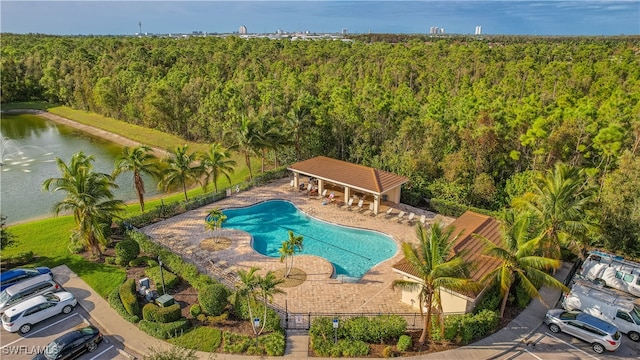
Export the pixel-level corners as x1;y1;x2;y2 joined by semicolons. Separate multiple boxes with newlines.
287;156;409;194
392;211;503;299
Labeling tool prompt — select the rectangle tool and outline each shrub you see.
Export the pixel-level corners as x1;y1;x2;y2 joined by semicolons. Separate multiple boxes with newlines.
396;335;412;352
143;303;159;322
223;331;253;354
234;298;282;332
474;285;501;313
144;266;178;294
342;315;406;344
139;319;191;339
129;256;153;267
438;310;499;344
107;286;139;323
168;326;223;353
104;256;116;265
204;312;229;325
196;314;207;322
115;239;140;266
514;283;532;309
118;279;140;317
198;283;228;316
189;304;202;318
263;331;286;356
155;303;182;323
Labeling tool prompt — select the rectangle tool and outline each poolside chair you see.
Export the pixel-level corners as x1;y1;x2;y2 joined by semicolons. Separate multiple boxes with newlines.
343;198;354;210
355;199;364;211
366;203;374;215
396;211;406;223
384;207;394;218
289;180;295;191
419;214;427;227
406;212;416;225
320;189;328;198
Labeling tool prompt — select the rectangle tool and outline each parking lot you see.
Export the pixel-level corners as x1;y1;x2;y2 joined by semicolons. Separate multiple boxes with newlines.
497;322;640;360
0;304;129;360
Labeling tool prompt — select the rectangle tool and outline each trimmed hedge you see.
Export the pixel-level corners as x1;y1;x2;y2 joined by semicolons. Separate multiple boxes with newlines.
143;303;182;323
115;239;140;266
139;319;192;339
107;286;139;323
234;298;282;333
118;278;140;318
263;331;286;356
145;266;179;295
431;309;499;344
343;315;407;344
198;283;228;316
168;326;223;353
189;304;202;317
143;303;158;322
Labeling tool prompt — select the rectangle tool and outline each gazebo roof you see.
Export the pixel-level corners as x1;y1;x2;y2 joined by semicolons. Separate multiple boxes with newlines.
392;211;503;299
287;156;409;194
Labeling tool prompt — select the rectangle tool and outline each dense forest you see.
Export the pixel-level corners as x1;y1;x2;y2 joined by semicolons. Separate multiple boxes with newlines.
1;34;639;255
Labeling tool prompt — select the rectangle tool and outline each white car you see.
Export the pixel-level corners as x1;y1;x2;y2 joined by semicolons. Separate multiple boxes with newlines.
1;291;77;334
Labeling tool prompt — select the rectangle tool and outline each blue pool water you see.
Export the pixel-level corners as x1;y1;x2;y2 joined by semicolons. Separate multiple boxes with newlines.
222;200;397;279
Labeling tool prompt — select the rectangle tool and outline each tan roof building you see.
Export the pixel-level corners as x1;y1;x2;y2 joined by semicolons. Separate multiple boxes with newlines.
392;211;503;313
287;156;409;214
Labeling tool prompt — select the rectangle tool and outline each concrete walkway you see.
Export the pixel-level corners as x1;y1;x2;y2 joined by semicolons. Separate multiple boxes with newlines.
52;247;570;360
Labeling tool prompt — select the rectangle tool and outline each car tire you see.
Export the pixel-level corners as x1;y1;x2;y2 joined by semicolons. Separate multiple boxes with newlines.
87;341;98;352
62;305;73;314
629;331;640;342
593;278;605;286
548;323;560;333
592;343;605;354
19;323;32;334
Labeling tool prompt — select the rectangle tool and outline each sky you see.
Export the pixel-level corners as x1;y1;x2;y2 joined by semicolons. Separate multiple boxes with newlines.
1;1;639;36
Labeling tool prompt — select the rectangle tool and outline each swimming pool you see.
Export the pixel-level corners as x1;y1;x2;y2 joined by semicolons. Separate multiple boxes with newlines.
222;200;397;279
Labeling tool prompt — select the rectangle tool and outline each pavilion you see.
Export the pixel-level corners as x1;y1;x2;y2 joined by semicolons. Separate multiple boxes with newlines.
287;156;409;215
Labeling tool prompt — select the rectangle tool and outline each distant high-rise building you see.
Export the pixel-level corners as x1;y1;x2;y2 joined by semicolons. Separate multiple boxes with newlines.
429;26;438;34
475;26;482;35
342;28;348;35
239;25;247;34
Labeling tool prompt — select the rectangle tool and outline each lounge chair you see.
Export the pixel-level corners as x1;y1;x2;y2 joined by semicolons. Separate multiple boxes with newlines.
384;208;394;218
406;212;416;225
289;180;294;190
343;198;354;210
355;199;364;211
320;189;328;198
366;203;374;215
396;211;406;223
419;215;427;226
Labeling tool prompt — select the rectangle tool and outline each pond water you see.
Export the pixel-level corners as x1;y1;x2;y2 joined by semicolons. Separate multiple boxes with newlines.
0;113;161;224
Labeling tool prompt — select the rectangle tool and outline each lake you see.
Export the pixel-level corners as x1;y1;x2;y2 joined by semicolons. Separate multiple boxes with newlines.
0;113;161;224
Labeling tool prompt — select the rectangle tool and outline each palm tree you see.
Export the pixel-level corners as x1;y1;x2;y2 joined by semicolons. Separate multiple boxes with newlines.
199;143;236;193
112;145;160;212
228;115;261;181
158;145;200;202
475;210;569;318
205;208;227;244
255;270;285;335
392;222;480;345
286;95;314;161
42;152;124;256
279;230;304;278
512;163;599;258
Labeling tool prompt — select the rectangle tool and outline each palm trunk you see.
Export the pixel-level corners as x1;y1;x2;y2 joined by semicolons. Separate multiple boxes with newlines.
419;293;433;345
499;291;509;318
182;181;189;201
134;172;145;212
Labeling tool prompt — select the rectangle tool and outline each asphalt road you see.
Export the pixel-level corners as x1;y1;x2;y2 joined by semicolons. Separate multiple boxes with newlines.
0;303;130;360
496;321;640;360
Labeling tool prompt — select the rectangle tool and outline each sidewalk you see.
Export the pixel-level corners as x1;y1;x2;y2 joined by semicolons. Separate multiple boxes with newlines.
52;261;571;360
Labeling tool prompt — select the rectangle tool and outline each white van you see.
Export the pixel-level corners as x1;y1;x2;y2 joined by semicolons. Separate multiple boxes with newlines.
0;274;61;313
562;279;640;342
579;250;640;297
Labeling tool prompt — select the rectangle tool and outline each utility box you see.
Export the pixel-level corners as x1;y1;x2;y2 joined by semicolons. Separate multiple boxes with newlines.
139;278;150;289
155;294;175;307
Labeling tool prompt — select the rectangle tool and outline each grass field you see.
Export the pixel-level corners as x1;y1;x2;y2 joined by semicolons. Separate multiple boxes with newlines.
3;102;262;297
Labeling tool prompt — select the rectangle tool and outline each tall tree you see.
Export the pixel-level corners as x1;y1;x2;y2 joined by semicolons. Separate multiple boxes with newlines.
392;222;480;345
229;115;262;180
0;214;16;250
512;163;599;258
255;270;285;335
476;210;568;318
42;152;124;256
158;145;200;202
199;143;236;193
205;208;227;244
112;145;160;212
278;230;304;278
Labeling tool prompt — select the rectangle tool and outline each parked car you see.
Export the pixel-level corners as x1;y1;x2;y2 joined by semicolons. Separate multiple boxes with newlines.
1;292;77;334
544;309;622;354
563;279;640;341
0;267;53;291
32;325;103;360
0;274;61;313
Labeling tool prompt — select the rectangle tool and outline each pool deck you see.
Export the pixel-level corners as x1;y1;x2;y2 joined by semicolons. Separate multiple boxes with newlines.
141;178;455;315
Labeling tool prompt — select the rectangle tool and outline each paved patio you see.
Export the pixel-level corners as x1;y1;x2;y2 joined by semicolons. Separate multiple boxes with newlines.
141;178;455;315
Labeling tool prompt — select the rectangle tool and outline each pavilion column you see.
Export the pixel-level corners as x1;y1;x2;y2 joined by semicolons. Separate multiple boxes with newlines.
344;187;351;201
373;195;380;215
318;179;324;194
293;173;299;189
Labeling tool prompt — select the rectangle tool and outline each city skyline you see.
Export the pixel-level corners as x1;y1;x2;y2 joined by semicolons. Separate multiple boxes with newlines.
1;1;639;36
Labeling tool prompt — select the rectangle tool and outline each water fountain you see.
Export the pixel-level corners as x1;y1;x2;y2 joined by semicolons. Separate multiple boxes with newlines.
0;134;53;173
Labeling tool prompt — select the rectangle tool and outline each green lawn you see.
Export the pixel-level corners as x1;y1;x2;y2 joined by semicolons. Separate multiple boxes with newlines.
3;102;263;298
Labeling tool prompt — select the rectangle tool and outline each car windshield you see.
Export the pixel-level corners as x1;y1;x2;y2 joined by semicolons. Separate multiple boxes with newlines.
43;293;60;302
559;312;578;321
0;290;9;305
43;341;62;360
631;306;640;324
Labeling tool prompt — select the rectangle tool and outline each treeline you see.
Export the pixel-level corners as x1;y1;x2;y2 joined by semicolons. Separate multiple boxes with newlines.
1;34;639;255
